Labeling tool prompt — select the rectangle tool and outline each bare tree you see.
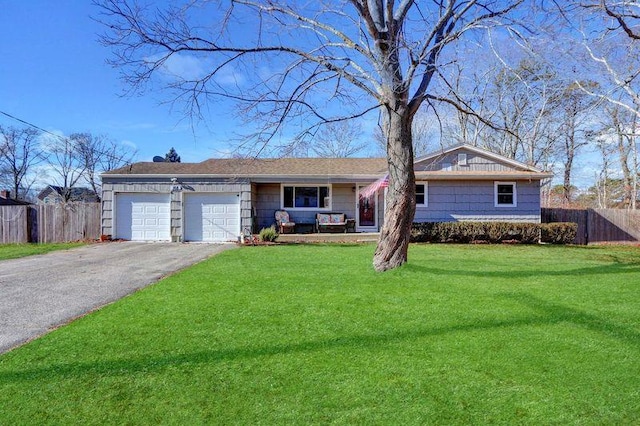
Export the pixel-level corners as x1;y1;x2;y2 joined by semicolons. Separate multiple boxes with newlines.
551;1;640;121
0;126;45;201
595;105;639;209
44;134;88;202
96;0;523;271
476;59;560;167
373;112;441;158
556;82;600;206
584;0;640;40
283;121;367;157
74;133;137;197
311;121;367;158
594;137;613;208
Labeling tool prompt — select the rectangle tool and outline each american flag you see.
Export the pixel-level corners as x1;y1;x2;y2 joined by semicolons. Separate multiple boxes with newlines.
359;174;388;199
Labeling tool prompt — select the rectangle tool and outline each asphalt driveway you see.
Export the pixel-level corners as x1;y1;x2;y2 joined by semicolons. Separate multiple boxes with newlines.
0;242;235;354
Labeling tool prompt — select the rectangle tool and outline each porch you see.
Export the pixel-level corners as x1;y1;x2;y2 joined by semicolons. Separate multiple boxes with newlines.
253;183;384;233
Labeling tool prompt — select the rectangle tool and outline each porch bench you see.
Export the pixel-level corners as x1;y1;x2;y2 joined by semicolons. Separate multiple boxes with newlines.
316;213;354;233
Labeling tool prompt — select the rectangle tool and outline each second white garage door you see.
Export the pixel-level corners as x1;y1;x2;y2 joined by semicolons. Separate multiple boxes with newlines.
183;193;240;242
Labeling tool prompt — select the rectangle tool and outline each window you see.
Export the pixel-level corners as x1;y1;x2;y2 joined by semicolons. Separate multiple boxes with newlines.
416;182;428;207
494;182;517;207
458;153;468;166
282;185;330;210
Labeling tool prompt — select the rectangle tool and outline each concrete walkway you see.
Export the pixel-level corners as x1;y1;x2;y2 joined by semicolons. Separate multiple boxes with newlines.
0;242;235;354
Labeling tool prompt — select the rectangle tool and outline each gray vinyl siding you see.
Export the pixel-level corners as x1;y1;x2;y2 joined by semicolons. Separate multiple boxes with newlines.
254;183;361;229
102;172;543;240
416;150;517;172
255;183;280;230
413;180;541;223
101;178;252;240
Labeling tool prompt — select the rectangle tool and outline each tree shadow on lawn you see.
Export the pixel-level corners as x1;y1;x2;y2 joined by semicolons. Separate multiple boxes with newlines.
404;261;640;279
1;293;638;384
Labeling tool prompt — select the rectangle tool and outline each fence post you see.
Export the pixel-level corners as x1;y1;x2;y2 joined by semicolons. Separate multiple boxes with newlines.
584;209;589;245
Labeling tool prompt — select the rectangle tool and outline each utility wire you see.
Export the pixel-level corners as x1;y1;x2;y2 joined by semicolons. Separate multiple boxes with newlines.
0;110;65;141
0;109;137;164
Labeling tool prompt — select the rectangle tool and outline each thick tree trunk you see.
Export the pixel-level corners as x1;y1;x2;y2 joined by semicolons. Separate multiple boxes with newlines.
373;108;416;272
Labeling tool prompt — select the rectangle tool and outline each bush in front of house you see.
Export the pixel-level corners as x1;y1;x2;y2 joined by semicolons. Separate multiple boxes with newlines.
259;226;279;242
540;222;577;244
411;221;561;244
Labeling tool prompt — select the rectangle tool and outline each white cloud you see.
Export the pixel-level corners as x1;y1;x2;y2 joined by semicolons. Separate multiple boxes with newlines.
145;53;207;81
120;139;138;151
213;66;245;87
37;129;67;154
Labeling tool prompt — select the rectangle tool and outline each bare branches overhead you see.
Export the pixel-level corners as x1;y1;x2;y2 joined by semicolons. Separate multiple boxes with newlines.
95;0;524;270
96;1;523;152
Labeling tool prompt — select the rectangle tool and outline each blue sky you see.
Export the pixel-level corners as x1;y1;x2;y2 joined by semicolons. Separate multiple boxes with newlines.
0;1;617;191
0;1;232;163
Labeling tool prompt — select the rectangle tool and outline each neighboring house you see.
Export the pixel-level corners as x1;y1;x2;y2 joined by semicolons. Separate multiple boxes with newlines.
37;185;100;205
0;190;31;206
100;144;553;242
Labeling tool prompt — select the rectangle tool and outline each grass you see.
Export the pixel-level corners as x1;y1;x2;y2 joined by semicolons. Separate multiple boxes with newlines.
0;243;639;424
0;242;85;260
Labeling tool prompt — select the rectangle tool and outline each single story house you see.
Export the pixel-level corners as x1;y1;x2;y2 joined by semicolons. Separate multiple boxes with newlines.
100;144;553;242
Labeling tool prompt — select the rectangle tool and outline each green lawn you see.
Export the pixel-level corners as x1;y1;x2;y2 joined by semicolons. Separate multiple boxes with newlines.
0;242;85;260
1;244;639;424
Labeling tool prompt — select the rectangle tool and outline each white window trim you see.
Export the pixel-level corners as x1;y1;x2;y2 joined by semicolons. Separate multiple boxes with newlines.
494;181;517;207
416;181;428;207
281;183;332;211
458;153;468;166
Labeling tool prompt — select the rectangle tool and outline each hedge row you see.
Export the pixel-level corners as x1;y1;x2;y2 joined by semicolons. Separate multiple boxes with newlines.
410;221;578;244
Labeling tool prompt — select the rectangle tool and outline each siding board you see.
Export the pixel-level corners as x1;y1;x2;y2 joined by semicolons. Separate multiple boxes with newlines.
414;180;541;223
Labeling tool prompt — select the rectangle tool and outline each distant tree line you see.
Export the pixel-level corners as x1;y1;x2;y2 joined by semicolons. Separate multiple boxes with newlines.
0;125;136;202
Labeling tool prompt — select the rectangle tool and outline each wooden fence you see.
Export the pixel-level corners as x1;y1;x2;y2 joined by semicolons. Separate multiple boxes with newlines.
542;208;640;245
0;203;101;243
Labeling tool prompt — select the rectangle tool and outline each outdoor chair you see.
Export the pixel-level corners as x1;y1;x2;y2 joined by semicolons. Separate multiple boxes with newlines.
275;210;296;234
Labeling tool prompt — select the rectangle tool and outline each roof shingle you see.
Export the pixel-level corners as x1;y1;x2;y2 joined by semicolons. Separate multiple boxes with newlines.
104;157;388;177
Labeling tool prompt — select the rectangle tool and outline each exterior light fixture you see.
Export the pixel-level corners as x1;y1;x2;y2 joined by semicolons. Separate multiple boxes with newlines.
170;177;183;193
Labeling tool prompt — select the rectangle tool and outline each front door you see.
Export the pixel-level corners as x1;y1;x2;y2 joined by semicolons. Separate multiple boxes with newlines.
356;185;378;231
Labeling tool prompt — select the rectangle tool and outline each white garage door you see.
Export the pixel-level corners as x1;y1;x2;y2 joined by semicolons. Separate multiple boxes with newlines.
184;193;240;242
115;193;171;241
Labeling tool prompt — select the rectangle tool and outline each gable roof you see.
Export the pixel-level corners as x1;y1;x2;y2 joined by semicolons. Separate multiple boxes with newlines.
416;143;543;172
103;144;553;181
37;185;100;202
413;143;553;180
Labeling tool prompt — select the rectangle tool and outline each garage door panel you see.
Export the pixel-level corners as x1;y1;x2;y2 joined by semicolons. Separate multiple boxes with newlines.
184;193;240;242
116;193;171;241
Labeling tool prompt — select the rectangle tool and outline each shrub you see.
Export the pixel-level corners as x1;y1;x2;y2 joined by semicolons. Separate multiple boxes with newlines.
410;221;544;244
259;226;279;242
540;222;577;244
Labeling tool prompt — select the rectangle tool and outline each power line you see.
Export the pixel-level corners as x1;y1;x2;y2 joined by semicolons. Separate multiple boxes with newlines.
0;110;68;142
0;109;137;164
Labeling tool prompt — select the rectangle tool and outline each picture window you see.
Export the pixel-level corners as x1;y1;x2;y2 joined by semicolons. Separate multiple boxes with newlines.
282;185;330;209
